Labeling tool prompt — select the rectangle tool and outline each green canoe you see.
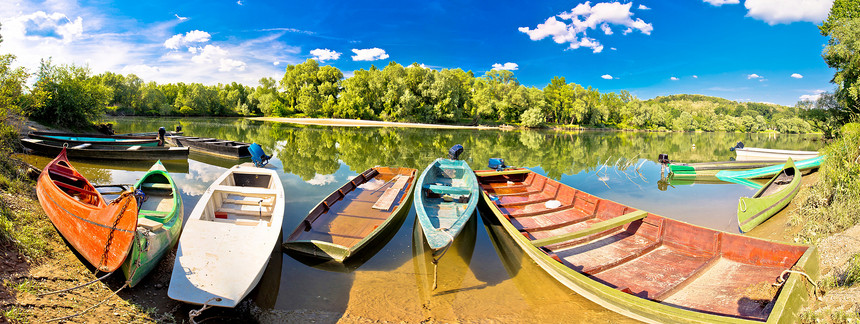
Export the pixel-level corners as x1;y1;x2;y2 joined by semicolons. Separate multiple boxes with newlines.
669;160;785;179
414;158;479;259
716;155;822;180
737;158;801;233
122;160;184;287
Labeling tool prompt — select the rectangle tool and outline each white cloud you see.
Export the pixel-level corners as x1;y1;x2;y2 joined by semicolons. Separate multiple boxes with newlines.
693;75;698;78
791;73;803;79
274;61;280;66
703;0;740;6
237;0;243;5
492;62;519;71
747;73;762;79
518;1;652;53
670;76;679;81
799;89;825;102
601;74;614;79
351;48;389;61
190;45;247;72
12;11;83;43
310;48;341;62
164;30;211;49
638;4;651;10
744;0;832;25
174;14;187;21
610;47;617;50
305;174;337;186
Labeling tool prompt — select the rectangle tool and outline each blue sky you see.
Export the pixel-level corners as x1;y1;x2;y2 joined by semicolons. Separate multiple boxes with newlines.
0;0;835;106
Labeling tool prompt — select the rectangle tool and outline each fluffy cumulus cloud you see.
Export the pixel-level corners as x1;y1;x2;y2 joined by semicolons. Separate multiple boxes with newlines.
518;1;652;53
702;0;740;6
744;0;832;25
305;174;337;186
638;4;651;10
799;90;825;102
351;48;389;61
310;48;341;62
601;74;614;79
693;75;699;78
670;76;679;81
189;45;247;72
791;73;803;79
492;62;519;71
12;11;83;43
164;30;211;49
747;73;762;79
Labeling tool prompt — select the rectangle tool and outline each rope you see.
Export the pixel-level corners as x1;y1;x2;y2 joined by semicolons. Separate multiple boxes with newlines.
189;297;223;324
46;281;129;322
35;272;113;297
773;269;822;301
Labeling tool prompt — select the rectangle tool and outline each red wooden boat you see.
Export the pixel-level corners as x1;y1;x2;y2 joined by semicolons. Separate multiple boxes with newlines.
36;148;138;272
475;168;818;323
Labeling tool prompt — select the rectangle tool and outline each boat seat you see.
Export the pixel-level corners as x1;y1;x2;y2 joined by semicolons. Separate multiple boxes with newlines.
216;207;273;217
48;169;80;182
71;143;91;149
424;184;471;196
138;217;163;231
141;183;172;190
224;198;274;207
531;210;648;247
53;180;97;196
127;145;142;151
212;185;277;198
139;210;170;217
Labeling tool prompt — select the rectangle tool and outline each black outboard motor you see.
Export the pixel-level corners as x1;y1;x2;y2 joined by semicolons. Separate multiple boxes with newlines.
158;127;166;146
448;144;464;160
729;141;744;151
175;125;182;132
657;153;669;165
488;158;507;170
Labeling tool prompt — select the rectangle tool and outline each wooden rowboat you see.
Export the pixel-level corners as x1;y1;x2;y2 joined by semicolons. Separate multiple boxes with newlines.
669;156;823;180
414;159;479;259
35;148;139;272
283;167;417;262
475;168;818;323
22;138;189;161
122;161;184;287
29;131;160;147
734;147;819;161
168;136;251;158
168;164;285;308
737;158;801;233
668;160;785;178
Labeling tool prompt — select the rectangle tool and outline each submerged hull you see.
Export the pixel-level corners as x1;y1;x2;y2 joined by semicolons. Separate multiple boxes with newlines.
284;167;417;262
36;149;138;272
476;168;817;323
413;159;479;256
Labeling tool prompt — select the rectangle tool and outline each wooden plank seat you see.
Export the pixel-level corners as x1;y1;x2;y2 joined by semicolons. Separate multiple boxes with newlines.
138;217;164;231
53;180;97;196
424;184;471;195
48;169;81;183
531;210;648;247
141;183;173;190
212;185;277;198
216;207;273;217
224;198;274;207
127;145;141;151
139;210;170;217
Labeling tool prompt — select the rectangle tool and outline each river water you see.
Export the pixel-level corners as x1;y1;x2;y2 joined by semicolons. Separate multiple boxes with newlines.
20;117;823;323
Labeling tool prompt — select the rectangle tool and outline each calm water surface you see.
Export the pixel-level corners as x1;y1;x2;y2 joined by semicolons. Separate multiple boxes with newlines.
21;117;823;323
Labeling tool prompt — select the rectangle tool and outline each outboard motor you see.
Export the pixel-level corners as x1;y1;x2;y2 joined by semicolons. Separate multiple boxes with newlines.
657;153;669;165
658;153;670;180
488;158;507;170
175;125;182;132
249;143;271;167
729;141;744;151
448;144;464;160
157;127;166;146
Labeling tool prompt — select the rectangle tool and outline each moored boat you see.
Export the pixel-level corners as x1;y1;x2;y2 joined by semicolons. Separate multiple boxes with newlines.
476;167;818;323
22;138;189;161
35;148;139;272
29;131;160;147
168;164;285;308
668;159;785;178
414;158;479;259
168;136;251;158
284;167;417;262
734;146;819;161
737;158;801;232
122;161;184;287
715;155;823;180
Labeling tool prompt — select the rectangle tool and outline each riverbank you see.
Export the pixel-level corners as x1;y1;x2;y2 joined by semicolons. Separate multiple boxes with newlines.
250;117;500;129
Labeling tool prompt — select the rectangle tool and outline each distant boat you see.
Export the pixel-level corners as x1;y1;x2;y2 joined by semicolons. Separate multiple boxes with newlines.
737;158;801;232
168;164;285;308
22;138;189;161
715;155;823;180
29;131;160;147
35;148;138;272
734;147;819;161
475;167;817;323
414;158;479;260
668;156;823;180
283;167;417;262
168;136;251;158
122;160;184;287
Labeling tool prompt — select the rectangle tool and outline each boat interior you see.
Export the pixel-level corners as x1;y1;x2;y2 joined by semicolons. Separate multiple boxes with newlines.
201;171;277;226
138;172;175;224
287;167;416;249
757;167;796;198
47;160;101;206
478;170;808;321
420;162;475;229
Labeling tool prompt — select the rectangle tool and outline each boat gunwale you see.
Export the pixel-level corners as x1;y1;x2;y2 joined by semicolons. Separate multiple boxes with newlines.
414;158;480;252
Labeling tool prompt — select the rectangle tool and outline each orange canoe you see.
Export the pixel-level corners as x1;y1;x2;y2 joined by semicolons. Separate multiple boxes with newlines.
36;148;138;272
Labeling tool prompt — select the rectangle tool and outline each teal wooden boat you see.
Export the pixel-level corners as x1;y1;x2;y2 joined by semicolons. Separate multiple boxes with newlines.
668;160;784;178
716;155;823;180
414;159;479;259
737;158;801;233
121;160;184;287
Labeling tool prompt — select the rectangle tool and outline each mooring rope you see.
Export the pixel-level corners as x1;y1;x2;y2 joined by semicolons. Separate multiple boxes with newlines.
189;297;223;324
46;281;129;322
35;271;113;297
773;269;822;301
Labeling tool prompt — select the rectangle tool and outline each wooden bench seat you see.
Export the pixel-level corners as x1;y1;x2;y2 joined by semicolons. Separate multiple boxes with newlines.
531;210;648;247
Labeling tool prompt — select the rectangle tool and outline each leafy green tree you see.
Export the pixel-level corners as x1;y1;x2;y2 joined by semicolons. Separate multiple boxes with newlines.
30;60;111;129
820;0;860;36
822;19;860;115
520;106;545;127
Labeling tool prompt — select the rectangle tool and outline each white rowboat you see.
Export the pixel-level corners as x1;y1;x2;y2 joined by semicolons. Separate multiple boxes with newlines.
734;147;819;161
168;164;285;308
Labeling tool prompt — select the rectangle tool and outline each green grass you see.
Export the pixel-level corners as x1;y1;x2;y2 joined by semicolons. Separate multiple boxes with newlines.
791;123;860;244
799;307;860;323
2;306;24;323
822;253;860;289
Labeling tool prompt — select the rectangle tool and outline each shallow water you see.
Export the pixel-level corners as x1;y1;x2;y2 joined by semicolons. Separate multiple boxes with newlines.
20;117;823;322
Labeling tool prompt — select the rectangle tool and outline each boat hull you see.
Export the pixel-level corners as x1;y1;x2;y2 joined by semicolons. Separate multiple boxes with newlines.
413;159;479;256
737;159;801;232
284;167;417;262
122;161;184;287
36;149;138;272
22;138;189;161
735;147;819;161
476;168;818;323
29;132;159;147
168;136;251;158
